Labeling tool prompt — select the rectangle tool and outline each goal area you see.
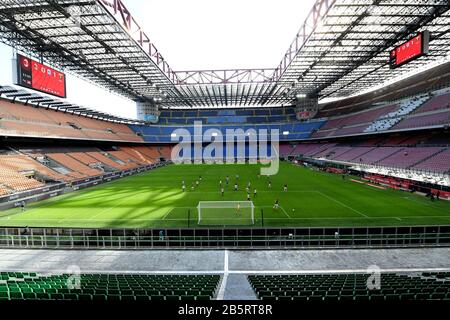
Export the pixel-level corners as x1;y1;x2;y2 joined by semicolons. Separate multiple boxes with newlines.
197;201;255;226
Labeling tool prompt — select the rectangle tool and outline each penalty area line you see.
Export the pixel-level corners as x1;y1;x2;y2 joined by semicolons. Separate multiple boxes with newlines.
162;208;175;220
260;205;292;219
280;206;292;219
317;191;369;218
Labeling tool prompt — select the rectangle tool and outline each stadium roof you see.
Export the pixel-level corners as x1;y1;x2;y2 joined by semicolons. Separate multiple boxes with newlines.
0;0;449;109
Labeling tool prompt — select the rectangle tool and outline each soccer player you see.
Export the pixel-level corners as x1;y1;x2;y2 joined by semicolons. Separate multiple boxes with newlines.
247;181;251;188
20;201;26;212
236;203;241;215
253;188;257;197
199;175;202;181
226;176;229;185
283;184;288;192
234;183;238;191
219;180;223;186
182;184;186;192
235;174;239;180
247;193;251;201
221;187;224;197
268;181;272;189
196;180;199;186
273;199;279;210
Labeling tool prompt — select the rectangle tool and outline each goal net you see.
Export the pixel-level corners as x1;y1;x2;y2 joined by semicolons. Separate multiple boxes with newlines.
197;201;255;226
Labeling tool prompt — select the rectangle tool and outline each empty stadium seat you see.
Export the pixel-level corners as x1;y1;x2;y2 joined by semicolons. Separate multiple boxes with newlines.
0;99;143;143
0;272;220;301
248;273;450;301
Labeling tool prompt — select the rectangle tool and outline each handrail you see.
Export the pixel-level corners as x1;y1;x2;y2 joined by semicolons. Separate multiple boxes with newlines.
1;228;448;249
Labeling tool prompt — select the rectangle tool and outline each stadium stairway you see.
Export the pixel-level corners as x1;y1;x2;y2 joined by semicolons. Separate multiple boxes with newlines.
222;274;258;300
1;248;450;300
409;148;449;168
366;147;404;165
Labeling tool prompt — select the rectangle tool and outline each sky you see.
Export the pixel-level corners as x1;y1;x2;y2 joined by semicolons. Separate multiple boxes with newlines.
0;43;137;119
123;0;317;70
0;0;316;119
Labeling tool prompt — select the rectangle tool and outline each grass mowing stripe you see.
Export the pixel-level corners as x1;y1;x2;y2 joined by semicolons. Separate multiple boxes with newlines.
6;216;450;222
86;191;149;221
0;162;449;228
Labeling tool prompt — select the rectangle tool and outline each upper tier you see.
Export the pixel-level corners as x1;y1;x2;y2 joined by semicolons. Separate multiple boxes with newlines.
0;86;448;144
131;87;450;143
157;107;297;125
130;120;326;143
0;98;143;143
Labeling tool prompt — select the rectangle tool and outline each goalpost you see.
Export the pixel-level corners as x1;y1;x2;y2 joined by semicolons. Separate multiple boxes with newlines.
197;201;255;226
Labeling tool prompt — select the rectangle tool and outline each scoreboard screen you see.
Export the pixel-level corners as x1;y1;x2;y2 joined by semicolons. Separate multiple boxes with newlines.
15;54;66;98
390;31;429;69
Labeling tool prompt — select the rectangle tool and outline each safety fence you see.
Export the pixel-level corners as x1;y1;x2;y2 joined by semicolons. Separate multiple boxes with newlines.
0;225;449;249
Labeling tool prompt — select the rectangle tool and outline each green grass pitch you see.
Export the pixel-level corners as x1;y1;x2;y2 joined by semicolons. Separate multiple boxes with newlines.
0;161;449;228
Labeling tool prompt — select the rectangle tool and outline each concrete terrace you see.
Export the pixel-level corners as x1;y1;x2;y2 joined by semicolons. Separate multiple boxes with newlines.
0;248;450;300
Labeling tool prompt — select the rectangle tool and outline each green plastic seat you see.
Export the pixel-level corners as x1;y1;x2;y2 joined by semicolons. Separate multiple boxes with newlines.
9;292;23;299
36;293;50;300
63;293;77;300
50;293;64;300
0;291;9;299
106;294;121;301
23;292;37;300
78;294;92;301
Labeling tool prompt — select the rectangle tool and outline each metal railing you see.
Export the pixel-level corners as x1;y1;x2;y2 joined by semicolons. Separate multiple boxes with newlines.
0;226;449;249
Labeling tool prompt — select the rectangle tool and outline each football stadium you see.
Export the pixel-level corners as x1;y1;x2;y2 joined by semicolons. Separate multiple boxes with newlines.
0;0;449;311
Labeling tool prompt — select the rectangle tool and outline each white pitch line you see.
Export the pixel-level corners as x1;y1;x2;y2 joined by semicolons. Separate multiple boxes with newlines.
161;208;175;220
402;196;443;209
280;206;292;219
260;205;292;219
317;191;369;218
